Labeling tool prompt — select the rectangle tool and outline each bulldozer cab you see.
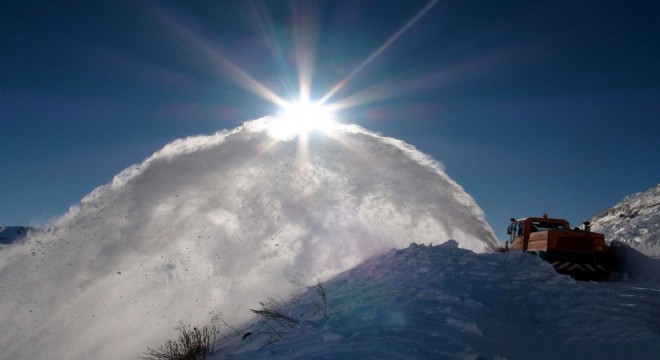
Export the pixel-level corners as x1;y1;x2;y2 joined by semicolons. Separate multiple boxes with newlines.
504;214;610;279
507;215;569;251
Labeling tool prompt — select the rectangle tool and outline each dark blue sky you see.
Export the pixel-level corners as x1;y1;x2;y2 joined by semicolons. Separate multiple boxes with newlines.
1;0;658;241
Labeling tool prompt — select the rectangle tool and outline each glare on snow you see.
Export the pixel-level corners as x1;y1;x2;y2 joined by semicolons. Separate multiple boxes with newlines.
269;101;336;139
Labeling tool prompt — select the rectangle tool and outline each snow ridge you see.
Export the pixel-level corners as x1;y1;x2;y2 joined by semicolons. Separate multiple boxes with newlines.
590;184;660;257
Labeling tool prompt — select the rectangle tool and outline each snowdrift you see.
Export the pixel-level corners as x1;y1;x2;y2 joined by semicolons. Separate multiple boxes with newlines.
0;118;497;360
216;242;660;359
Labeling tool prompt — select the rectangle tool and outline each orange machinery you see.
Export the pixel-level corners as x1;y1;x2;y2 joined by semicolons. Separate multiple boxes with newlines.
505;214;610;279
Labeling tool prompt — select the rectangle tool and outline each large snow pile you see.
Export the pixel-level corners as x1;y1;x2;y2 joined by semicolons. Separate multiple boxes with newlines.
214;241;660;359
0;118;497;360
590;184;660;257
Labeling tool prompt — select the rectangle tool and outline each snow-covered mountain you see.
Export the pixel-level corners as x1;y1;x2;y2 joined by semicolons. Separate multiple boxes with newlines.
590;184;660;257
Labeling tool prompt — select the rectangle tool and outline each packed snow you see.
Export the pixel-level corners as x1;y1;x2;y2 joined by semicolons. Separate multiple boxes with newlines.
0;118;498;360
590;184;660;257
213;241;660;359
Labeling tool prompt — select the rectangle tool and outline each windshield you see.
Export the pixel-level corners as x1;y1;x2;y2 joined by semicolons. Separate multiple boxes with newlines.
530;221;566;232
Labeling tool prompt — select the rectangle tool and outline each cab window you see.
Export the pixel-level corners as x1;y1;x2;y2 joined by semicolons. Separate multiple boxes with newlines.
531;221;566;232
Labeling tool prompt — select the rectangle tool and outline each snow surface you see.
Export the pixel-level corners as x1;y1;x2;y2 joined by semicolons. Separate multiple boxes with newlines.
0;118;498;360
213;241;660;359
590;184;660;257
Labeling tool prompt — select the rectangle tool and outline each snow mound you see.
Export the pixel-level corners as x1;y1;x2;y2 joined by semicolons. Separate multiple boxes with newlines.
215;243;660;359
0;118;497;360
590;184;660;257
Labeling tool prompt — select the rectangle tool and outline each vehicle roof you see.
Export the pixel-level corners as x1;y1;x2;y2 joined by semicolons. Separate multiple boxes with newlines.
514;217;569;223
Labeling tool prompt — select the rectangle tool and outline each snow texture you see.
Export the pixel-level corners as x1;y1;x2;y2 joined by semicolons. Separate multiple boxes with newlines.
0;118;497;360
590;184;660;257
214;241;660;359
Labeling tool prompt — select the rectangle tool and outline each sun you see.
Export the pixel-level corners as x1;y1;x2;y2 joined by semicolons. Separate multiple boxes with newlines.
268;100;336;139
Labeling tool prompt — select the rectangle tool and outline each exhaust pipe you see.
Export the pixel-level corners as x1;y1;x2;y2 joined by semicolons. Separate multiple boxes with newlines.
583;221;591;235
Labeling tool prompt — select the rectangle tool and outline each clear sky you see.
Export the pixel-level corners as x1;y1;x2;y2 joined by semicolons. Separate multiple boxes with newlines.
1;0;658;242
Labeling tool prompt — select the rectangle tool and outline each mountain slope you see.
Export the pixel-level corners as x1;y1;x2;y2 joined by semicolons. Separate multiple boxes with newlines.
590;184;660;257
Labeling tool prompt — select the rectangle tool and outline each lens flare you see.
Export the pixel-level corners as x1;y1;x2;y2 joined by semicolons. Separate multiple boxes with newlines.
269;100;335;139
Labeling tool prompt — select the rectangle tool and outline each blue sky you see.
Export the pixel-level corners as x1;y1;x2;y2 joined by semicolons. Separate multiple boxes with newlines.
1;0;658;241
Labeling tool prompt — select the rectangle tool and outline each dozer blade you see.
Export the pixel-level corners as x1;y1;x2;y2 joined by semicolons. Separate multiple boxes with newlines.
541;251;611;280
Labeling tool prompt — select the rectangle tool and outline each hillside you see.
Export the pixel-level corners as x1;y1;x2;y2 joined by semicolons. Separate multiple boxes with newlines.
590;184;660;257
